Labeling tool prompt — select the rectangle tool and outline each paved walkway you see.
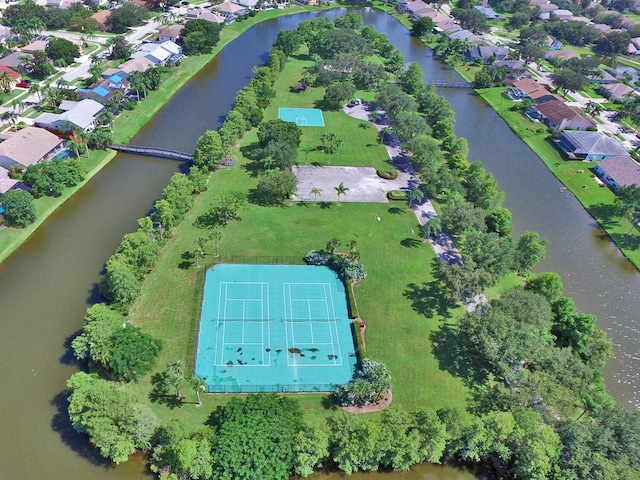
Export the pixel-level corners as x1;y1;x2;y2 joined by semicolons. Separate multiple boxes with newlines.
343;103;463;265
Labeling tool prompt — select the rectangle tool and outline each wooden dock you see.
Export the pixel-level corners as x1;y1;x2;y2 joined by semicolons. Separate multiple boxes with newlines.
111;145;193;161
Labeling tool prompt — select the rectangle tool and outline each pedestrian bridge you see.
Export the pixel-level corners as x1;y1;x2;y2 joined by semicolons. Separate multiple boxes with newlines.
430;81;474;89
111;144;193;161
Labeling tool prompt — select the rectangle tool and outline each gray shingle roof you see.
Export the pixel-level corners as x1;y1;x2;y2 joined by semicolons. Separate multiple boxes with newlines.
561;131;629;157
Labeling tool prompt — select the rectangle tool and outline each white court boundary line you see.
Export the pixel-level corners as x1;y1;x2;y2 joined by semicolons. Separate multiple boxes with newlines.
214;282;271;367
283;282;343;367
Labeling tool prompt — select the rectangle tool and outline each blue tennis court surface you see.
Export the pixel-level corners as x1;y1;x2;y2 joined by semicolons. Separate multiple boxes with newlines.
195;264;357;393
278;107;325;127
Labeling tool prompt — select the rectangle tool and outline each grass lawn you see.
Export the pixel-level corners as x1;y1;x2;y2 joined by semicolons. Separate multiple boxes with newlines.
124;44;468;429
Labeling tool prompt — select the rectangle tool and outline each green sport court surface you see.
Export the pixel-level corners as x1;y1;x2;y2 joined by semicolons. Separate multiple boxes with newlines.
278;107;325;127
194;264;357;393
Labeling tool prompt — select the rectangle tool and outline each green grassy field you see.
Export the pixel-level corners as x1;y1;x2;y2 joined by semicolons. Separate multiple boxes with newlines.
124;52;468;428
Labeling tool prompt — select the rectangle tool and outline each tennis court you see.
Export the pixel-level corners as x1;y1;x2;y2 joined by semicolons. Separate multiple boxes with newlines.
278;107;325;127
194;264;357;393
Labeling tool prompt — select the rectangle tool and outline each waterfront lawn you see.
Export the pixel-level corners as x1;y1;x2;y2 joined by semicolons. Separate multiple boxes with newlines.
263;50;392;170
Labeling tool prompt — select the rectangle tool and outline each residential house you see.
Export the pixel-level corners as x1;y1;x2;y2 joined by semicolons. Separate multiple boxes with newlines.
0;166;18;195
0;52;32;72
540;8;573;20
0;26;14;41
592;23;614;34
185;9;225;24
90;10;112;31
448;30;482;43
507;78;557;101
467;45;509;63
234;0;259;7
529;99;596;130
628;37;640;55
214;1;247;22
538;2;559;13
594;155;640;188
47;0;82;8
34;99;104;135
21;40;49;55
158;25;184;42
78;74;129;105
621;18;640;30
0;65;21;88
494;59;528;79
557;130;629;160
0;127;64;169
587;69;617;84
130;40;182;66
544;49;578;62
434;21;462;34
528;88;563;104
473;5;503;19
599;83;639;101
101;56;155;79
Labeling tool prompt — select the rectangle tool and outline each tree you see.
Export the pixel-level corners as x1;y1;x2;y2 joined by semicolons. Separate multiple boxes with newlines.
182;19;222;55
310;187;322;204
71;303;124;370
292;424;329;477
192;130;224;170
197;191;246;227
107;3;149;33
554;68;588;94
192;376;206;406
323;81;356;110
211;394;304;480
525;271;564;303
274;29;303;56
596;31;631;57
320;132;343;154
328;412;382;473
0;190;36;227
400;62;424;96
162;173;195;221
192;237;205;268
411;17;434;37
255;169;298;205
209;228;223;257
485;207;512;236
107;325;162;381
334;182;349;205
163;359;187;400
515;231;548;273
45;37;80;66
99;253;141;311
452;7;489;33
0;71;13;94
107;35;132;60
258;119;302;148
393;111;431;143
326;237;341;255
67;372;159;464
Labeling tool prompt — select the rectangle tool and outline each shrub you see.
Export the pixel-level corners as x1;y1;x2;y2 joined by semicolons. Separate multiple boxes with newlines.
376;169;398;179
345;278;359;318
332;359;391;406
304;250;331;266
387;190;408;201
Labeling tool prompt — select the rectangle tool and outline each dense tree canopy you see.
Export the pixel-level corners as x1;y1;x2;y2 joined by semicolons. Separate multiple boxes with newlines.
107;3;149;33
45;37;80;66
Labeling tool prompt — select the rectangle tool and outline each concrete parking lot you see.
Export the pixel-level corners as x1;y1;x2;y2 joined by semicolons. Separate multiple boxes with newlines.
292;165;411;203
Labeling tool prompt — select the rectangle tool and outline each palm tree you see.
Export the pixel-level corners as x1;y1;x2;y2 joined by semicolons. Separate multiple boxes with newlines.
209;228;223;257
310;187;322;204
334;182;349;205
192;238;205;268
99;110;115;132
192;376;206;407
67;138;83;160
346;239;357;252
29;83;41;103
1;111;18;130
164;359;187;400
326;238;340;255
0;71;14;94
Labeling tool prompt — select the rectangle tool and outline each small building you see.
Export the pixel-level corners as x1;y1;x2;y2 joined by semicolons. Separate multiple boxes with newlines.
473;5;503;19
214;1;247;22
467;45;509;63
494;59;528;79
130;40;182;66
529;99;596;130
0;52;32;71
599;83;639;101
557;130;629;161
434;21;462;34
34;99;104;134
185;8;225;23
544;49;578;62
90;10;112;31
594;155;640;189
588;69;617;84
157;25;184;42
507;78;558;102
21;40;49;55
540;8;573;20
0;166;18;195
0;127;64;169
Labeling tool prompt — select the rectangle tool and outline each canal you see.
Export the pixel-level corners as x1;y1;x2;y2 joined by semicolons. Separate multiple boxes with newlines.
0;8;636;480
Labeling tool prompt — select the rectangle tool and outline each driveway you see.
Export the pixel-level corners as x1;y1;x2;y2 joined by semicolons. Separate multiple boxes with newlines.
293;166;411;203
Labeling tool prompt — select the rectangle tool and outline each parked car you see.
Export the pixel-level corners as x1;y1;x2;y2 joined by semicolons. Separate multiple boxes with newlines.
15;80;32;89
347;98;362;108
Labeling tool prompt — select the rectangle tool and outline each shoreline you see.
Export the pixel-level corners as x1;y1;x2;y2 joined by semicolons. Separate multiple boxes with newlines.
0;4;333;266
382;5;640;271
